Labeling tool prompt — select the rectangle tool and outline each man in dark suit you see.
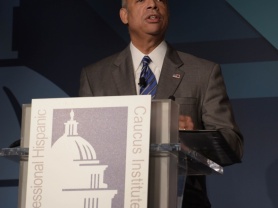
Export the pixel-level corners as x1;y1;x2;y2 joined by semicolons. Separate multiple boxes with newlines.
79;0;243;207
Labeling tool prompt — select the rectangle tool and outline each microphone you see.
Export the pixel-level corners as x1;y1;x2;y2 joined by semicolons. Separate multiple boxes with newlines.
168;95;175;101
139;77;147;88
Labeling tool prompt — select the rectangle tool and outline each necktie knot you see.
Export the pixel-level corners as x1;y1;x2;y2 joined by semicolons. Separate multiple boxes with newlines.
142;56;151;67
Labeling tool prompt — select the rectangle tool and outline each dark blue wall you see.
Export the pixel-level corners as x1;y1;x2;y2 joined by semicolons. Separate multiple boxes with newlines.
1;0;278;207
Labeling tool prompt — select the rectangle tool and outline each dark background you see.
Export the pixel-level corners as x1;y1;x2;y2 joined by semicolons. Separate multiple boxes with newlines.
1;0;278;207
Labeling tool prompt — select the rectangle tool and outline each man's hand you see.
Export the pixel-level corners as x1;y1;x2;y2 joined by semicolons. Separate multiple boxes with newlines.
179;115;194;130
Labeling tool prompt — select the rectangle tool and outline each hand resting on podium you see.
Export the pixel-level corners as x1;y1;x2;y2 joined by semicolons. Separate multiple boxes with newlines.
179;115;194;130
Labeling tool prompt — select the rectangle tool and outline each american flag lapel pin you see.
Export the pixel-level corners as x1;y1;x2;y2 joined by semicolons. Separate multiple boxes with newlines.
172;73;181;79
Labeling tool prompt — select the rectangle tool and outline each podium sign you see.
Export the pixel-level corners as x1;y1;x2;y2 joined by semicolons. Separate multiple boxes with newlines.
24;96;151;208
0;98;224;208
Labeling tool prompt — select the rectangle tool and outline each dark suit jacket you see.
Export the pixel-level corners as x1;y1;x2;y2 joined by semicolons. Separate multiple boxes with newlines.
79;43;244;207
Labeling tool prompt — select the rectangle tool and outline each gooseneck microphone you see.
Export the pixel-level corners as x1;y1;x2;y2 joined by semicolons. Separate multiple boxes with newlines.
139;77;147;88
168;95;176;101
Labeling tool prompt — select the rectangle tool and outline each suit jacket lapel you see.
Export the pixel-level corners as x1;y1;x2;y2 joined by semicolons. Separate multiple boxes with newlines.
112;46;137;96
155;44;185;99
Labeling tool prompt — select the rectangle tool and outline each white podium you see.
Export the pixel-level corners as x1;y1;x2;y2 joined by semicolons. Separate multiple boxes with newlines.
0;98;225;208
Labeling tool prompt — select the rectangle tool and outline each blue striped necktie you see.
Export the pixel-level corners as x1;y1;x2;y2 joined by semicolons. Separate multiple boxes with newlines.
139;56;157;98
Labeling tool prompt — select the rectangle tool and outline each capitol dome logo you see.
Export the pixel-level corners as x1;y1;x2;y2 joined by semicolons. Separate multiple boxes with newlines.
44;110;119;207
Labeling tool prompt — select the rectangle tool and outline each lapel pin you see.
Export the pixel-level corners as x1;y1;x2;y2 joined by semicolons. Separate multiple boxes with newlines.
172;74;181;79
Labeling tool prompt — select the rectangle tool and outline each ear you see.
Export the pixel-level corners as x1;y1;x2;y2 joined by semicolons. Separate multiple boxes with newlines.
120;8;128;24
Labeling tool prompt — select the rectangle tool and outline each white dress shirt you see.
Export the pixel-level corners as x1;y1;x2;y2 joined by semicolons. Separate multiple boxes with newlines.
130;41;167;94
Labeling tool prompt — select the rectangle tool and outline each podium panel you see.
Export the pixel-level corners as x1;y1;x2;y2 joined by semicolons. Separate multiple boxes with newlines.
0;99;224;208
149;99;180;208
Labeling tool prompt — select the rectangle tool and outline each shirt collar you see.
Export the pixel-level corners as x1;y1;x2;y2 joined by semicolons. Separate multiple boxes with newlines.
130;41;167;72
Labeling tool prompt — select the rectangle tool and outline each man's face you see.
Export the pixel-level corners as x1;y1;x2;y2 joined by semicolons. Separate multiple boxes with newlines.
120;0;169;39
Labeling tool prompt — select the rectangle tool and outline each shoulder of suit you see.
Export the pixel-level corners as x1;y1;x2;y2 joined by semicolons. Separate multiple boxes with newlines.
165;43;218;69
84;52;120;69
176;50;217;67
83;46;129;72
